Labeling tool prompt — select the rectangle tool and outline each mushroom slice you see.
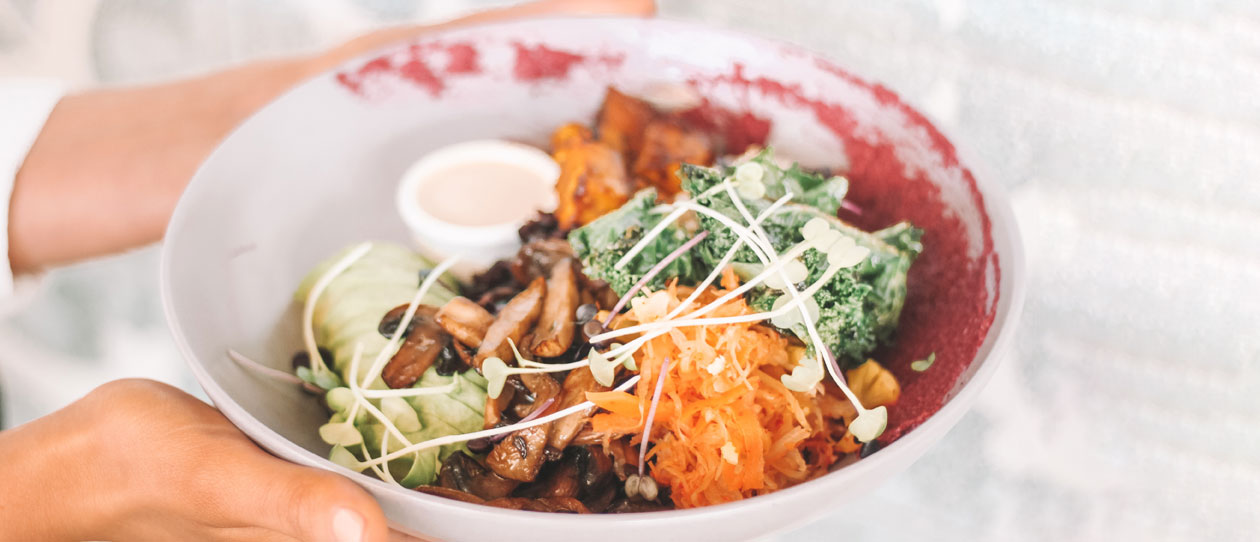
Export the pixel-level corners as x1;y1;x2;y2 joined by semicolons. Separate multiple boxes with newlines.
485;497;590;514
547;368;610;451
414;486;486;505
435;296;495;349
530;259;580;358
437;451;519;501
520;372;561;410
483;378;517;429
473;277;545;369
486;425;550;482
510;238;575;285
521;457;580;500
381;305;448;389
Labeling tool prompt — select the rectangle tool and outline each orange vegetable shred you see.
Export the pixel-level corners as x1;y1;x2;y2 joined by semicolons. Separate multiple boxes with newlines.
585;272;864;508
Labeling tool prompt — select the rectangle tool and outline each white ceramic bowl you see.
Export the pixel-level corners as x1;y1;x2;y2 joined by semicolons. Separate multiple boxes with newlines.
161;17;1025;542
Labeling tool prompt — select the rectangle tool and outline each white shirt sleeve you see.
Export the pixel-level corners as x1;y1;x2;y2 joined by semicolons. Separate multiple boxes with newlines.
0;79;64;300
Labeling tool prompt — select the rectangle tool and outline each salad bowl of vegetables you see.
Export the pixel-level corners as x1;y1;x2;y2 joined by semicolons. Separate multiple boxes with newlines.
161;17;1024;542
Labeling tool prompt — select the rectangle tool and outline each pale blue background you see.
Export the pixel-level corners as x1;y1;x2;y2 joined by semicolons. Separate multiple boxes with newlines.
1;1;1257;540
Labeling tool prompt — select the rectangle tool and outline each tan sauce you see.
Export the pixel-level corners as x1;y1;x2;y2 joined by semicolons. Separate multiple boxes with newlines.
417;161;550;227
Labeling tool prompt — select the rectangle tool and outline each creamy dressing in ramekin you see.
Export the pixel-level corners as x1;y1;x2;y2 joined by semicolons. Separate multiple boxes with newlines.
396;139;558;277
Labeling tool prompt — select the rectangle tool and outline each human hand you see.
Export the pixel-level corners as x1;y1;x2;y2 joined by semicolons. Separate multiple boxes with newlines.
9;0;654;273
0;379;387;541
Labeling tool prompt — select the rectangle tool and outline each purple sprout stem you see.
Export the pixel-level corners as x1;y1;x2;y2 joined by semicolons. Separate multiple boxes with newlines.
638;356;672;477
228;349;305;386
840;200;863;215
824;347;847;387
486;397;556;444
603;231;710;328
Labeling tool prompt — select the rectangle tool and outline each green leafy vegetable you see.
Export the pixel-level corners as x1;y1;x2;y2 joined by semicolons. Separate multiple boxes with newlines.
571;149;923;368
567;189;698;295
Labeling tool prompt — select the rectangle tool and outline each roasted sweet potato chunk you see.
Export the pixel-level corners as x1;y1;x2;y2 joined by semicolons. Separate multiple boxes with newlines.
550;122;593;152
632;119;713;198
596;87;655;159
551;137;634;230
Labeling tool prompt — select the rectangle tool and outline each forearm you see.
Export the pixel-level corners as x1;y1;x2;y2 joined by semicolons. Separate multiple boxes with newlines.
6;0;653;274
8;57;315;273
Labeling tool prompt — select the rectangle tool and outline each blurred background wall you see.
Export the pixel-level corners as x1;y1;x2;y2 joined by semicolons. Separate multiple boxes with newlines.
1;1;1257;540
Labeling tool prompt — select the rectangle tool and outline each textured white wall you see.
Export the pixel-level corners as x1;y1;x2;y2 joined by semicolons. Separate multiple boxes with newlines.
1;1;1256;540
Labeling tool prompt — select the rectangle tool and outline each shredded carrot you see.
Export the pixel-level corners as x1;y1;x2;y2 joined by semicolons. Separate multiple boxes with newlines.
585;274;882;508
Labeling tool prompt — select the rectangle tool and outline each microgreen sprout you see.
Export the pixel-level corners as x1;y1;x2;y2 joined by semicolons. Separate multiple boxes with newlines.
481;357;512;398
483;340;593;398
612;344;636;370
780;358;825;392
624;473;659;501
655;192;794;323
734;161;765;185
911;352;936;372
734;164;766;200
484;397;555;445
342;342;419;486
358;380;458;399
303;242;372;387
638;357;671;477
319;358;367;448
319;419;364;447
329;445;367;472
848;405;888;443
587;348;618;387
325;386;356;414
603;231;710;328
227;349;308;388
613;206;690;270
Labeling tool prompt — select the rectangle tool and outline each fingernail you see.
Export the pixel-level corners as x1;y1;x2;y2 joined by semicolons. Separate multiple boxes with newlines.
332;508;365;542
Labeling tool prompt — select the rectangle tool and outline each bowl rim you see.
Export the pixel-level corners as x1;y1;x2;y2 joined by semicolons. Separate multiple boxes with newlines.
160;15;1027;527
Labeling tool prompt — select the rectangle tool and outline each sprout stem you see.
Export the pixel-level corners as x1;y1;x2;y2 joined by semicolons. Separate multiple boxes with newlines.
603;231;710;328
360;375;642;468
304;242;373;379
638;357;671;477
360;255;461;388
226;349;304;386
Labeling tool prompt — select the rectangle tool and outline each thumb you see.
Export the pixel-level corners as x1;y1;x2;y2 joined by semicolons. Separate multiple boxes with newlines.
254;461;391;542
